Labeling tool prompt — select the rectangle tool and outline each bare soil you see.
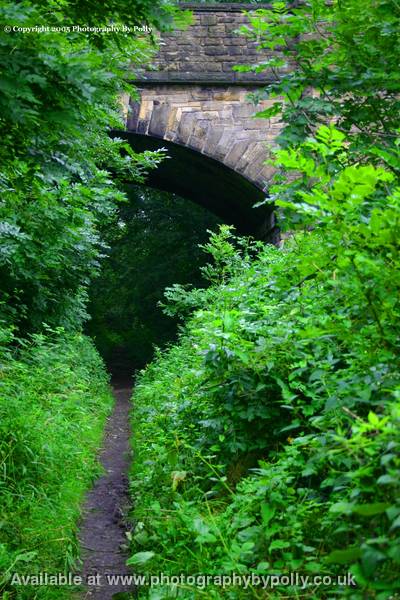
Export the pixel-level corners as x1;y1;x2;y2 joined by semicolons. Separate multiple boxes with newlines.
78;385;136;599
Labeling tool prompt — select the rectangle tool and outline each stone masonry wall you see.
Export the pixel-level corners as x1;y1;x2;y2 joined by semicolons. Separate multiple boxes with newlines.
134;3;280;84
126;4;284;193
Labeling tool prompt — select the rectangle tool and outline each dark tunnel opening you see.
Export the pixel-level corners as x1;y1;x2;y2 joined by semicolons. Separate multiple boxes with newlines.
110;130;278;242
86;185;223;379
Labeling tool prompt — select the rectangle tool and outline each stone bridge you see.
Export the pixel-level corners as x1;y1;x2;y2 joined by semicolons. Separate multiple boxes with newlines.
119;3;284;240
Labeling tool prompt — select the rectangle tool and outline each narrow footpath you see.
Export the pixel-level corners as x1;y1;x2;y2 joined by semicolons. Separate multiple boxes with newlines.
78;385;135;599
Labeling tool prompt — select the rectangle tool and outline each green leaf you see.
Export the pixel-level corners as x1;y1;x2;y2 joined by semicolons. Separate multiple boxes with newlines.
368;412;380;427
329;502;354;515
377;475;397;485
352;503;390;517
326;548;362;564
361;548;386;577
269;540;291;552
255;103;283;119
126;551;155;566
261;504;276;525
15;551;38;563
390;515;400;530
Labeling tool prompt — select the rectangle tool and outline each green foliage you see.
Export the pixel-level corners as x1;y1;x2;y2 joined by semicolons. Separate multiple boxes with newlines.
0;332;113;599
127;8;400;584
239;0;400;159
0;0;167;337
0;0;241;597
122;3;399;598
129;125;400;598
180;1;265;3
86;187;221;372
0;1;179;595
131;239;400;596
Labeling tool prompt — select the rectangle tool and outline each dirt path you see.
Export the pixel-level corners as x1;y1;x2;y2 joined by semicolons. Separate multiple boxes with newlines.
78;385;136;599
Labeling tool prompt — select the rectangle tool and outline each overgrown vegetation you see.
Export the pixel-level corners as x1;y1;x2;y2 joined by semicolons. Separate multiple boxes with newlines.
0;0;179;596
129;1;400;598
0;333;113;599
2;0;400;597
0;0;169;338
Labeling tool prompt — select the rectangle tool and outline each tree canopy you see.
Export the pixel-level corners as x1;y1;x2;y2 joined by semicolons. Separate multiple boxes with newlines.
0;0;173;342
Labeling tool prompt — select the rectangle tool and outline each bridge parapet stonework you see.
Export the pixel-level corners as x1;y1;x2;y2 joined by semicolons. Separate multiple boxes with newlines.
135;3;280;85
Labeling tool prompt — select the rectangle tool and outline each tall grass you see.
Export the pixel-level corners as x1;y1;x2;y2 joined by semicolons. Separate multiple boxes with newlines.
0;332;113;599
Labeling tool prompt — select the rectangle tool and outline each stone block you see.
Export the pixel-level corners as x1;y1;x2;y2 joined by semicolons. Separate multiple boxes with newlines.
205;25;226;35
243;152;269;182
126;100;140;129
136;119;148;135
203;126;225;155
218;108;235;120
203;62;223;72
193;108;218;119
190;88;214;101
228;46;244;56
164;129;178;143
224;37;247;46
204;46;226;56
232;104;257;119
223;140;251;168
235;143;255;171
213;129;238;161
166;106;178;133
176;111;197;145
199;99;224;110
188;119;210;151
222;62;236;72
188;28;204;37
148;102;170;137
235;71;270;82
213;90;242;101
201;14;217;25
242;121;270;130
161;94;189;104
232;15;250;24
138;99;152;121
180;103;202;111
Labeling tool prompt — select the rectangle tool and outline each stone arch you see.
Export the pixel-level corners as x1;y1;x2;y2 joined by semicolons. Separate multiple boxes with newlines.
115;130;277;239
120;3;285;240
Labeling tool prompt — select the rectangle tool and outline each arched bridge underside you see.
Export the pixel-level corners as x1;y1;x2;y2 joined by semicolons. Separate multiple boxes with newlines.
122;3;286;241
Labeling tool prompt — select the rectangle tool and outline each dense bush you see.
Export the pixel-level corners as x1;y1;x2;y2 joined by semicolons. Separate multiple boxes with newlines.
0;0;177;595
239;0;400;154
0;332;113;600
128;3;400;597
129;131;400;598
0;0;171;337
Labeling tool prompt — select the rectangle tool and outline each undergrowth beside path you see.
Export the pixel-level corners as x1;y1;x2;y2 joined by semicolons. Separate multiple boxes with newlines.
129;216;400;599
128;0;400;592
0;333;113;600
